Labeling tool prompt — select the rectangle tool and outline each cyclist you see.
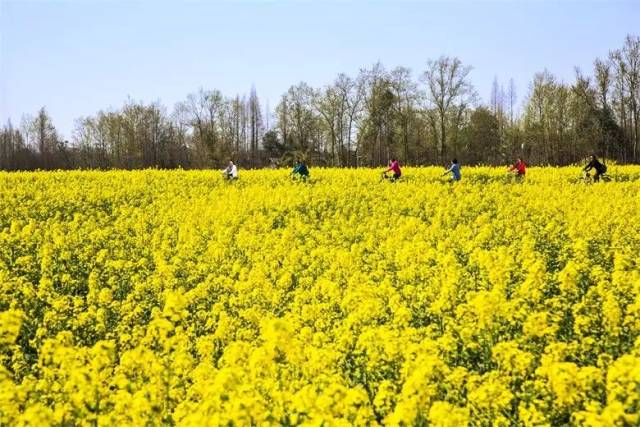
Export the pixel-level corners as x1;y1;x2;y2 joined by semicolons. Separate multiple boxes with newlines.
442;158;461;182
583;155;607;182
291;159;310;180
222;160;238;180
508;158;526;180
383;158;402;181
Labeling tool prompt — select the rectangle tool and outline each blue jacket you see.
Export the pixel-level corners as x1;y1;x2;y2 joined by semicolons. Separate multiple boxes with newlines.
446;163;461;180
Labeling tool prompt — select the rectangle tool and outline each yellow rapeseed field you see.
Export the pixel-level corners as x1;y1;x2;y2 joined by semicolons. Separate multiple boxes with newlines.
1;167;640;426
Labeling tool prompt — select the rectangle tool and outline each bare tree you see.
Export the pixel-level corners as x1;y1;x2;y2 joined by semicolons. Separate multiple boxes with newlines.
246;85;264;160
314;85;341;165
390;67;420;164
422;56;476;163
275;82;320;161
337;73;365;166
21;108;60;169
3;35;640;171
621;35;640;161
594;58;612;109
508;78;517;128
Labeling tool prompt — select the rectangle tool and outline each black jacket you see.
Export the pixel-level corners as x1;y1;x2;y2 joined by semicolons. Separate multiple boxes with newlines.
585;159;606;174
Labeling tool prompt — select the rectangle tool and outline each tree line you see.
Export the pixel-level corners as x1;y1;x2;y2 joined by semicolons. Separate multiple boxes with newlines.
1;34;638;170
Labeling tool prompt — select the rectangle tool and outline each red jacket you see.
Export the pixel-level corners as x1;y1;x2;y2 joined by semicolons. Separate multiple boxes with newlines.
512;161;526;175
387;160;401;176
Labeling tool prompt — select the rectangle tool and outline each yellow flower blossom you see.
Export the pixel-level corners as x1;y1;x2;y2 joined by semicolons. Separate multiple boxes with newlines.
0;167;639;424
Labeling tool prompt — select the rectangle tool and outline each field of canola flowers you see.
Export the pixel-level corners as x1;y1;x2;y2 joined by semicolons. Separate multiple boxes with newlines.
1;166;640;426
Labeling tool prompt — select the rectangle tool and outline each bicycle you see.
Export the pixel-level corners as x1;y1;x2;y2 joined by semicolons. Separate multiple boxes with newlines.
381;172;401;182
505;171;525;183
582;170;612;183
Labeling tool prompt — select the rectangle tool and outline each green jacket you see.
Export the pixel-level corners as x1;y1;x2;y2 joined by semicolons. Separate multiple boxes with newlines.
292;163;309;177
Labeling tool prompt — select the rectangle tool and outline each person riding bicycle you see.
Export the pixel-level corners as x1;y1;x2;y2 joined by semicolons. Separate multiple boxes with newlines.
291;159;310;180
508;158;526;179
583;154;607;182
442;158;461;182
383;158;402;181
222;160;238;180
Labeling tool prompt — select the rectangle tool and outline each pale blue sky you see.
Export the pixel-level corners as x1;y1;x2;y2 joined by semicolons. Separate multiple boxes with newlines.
1;0;638;139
